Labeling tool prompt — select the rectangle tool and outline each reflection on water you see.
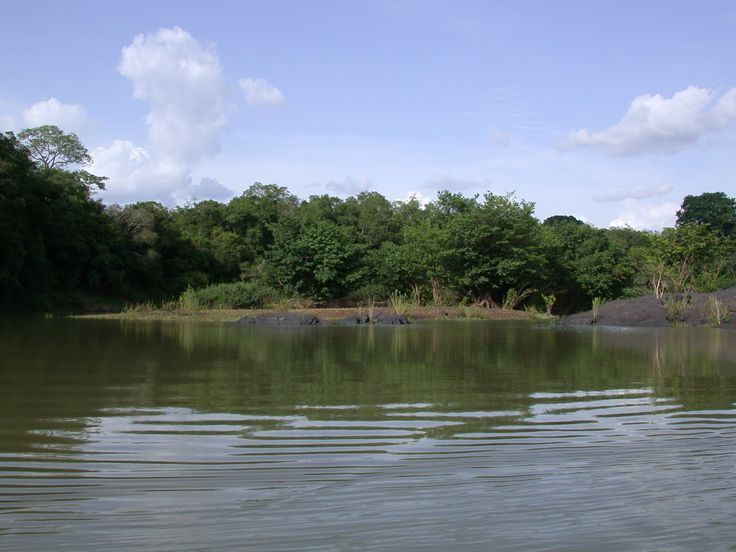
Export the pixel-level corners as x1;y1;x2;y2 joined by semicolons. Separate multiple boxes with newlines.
1;319;736;550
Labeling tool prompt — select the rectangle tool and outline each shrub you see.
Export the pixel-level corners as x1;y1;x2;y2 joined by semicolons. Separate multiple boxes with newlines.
389;290;410;316
591;296;604;324
662;293;692;324
703;295;731;326
178;281;278;310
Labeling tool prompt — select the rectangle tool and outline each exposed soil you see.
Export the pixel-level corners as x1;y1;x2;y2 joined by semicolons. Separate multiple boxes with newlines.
83;305;533;323
561;288;736;329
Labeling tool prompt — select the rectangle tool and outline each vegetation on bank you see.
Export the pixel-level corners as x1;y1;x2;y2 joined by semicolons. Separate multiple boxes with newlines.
2;126;736;315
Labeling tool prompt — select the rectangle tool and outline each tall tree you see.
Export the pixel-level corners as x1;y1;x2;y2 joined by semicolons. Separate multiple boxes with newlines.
676;192;736;237
17;125;92;169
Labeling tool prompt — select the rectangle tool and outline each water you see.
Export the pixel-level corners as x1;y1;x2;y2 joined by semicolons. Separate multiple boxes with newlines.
1;318;736;550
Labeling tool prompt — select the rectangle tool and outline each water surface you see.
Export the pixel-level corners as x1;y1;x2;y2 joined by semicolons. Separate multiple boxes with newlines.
1;318;736;550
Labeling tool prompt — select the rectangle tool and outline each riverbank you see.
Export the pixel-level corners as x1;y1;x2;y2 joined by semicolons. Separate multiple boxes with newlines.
561;287;736;328
82;305;535;323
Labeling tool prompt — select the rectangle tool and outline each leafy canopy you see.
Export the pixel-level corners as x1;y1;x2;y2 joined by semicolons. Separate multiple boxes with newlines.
17;125;92;169
676;192;736;237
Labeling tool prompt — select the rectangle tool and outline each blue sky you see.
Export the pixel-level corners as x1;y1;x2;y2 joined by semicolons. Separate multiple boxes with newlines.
2;0;735;228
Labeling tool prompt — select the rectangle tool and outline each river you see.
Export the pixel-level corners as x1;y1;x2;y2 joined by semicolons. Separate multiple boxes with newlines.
1;318;735;550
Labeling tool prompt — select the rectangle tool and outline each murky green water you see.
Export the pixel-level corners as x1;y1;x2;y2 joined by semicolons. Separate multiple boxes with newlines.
1;318;736;550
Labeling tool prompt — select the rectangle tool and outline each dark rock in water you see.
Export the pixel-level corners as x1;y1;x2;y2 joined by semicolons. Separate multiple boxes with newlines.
334;312;410;326
560;287;736;329
375;313;410;325
334;314;372;326
235;312;322;326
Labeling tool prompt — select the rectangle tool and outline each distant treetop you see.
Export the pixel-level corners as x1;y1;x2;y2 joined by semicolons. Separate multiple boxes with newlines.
17;125;92;169
676;192;736;237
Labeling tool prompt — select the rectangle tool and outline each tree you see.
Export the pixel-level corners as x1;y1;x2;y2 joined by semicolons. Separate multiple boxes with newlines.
542;220;633;310
438;192;546;303
676;192;736;237
630;223;736;297
17;125;92;169
266;217;361;300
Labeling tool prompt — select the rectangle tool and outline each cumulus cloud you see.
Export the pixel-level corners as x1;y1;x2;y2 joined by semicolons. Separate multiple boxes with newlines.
403;191;431;207
593;182;672;203
94;27;229;203
609;200;679;230
91;140;158;202
22;97;87;132
567;86;736;155
424;174;493;192
175;177;235;204
324;176;372;196
239;78;286;108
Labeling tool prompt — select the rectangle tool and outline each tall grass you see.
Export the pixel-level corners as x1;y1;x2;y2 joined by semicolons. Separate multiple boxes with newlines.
591;296;604;324
389;290;410;317
703;295;730;326
183;281;277;309
541;293;556;316
502;287;536;310
663;293;692;324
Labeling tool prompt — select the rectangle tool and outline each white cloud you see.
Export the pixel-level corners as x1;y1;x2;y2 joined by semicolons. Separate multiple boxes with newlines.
403;191;431;207
239;78;286;108
324;176;372;196
175;177;235;204
609;200;679;230
593;182;672;203
94;27;229;203
22;97;87;132
424;174;493;192
91;140;158;202
567;86;736;155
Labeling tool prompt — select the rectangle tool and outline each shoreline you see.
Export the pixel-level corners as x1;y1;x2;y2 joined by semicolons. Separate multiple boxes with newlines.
79;306;538;323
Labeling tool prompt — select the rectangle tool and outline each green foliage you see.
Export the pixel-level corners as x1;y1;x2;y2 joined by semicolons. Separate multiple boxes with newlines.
0;132;120;310
502;287;535;310
388;290;410;316
18;125;93;170
541;293;556;315
703;295;730;326
663;293;692;324
542;219;633;311
178;281;277;310
439;192;546;303
630;223;735;297
676;192;736;237
4;127;736;316
591;296;604;324
266;217;362;300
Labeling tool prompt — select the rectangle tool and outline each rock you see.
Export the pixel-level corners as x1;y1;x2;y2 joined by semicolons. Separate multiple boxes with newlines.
375;313;410;325
235;312;322;326
334;312;410;326
561;287;736;329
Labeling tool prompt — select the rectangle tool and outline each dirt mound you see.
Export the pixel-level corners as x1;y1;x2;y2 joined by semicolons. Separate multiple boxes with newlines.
561;288;736;328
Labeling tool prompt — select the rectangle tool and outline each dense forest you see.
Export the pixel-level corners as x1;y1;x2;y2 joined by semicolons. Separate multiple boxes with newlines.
2;126;735;314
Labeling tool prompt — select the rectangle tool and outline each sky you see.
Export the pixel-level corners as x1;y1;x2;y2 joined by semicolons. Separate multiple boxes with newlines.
1;0;735;229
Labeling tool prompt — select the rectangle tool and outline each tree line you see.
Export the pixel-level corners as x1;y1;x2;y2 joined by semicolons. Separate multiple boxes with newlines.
2;126;735;313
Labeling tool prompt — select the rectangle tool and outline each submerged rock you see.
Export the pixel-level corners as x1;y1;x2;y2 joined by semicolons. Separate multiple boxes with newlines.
235;312;322;326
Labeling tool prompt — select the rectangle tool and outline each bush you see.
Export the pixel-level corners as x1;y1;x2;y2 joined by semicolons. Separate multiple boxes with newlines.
703;295;731;326
179;281;278;310
662;293;692;324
